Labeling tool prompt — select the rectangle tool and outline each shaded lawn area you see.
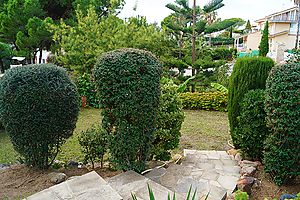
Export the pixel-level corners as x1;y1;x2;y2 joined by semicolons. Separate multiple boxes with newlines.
0;109;230;164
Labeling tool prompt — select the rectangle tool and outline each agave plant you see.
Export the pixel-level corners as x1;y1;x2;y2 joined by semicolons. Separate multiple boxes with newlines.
131;184;209;200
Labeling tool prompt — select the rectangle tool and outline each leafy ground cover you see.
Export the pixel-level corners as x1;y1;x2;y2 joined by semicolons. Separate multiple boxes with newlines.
0;108;229;164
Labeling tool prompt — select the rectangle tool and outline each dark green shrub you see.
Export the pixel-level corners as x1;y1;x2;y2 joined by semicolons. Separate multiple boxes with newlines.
264;62;300;185
259;21;269;57
151;78;185;161
79;125;108;168
76;73;99;108
228;57;274;147
180;92;228;111
93;48;161;172
211;47;233;61
0;64;79;169
236;89;269;160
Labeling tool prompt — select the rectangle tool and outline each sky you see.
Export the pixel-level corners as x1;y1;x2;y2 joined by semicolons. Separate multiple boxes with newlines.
119;0;296;24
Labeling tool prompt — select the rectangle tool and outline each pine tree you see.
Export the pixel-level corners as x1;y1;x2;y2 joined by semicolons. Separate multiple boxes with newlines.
245;20;251;33
259;21;269;57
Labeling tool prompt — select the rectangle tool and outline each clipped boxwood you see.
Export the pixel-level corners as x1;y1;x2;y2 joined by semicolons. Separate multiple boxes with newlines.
235;89;269;160
228;57;274;147
0;64;79;169
264;62;300;185
180;92;227;111
151;78;185;161
93;48;161;172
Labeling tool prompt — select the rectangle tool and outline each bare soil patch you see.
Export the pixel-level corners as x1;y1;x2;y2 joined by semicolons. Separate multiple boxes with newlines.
0;164;120;200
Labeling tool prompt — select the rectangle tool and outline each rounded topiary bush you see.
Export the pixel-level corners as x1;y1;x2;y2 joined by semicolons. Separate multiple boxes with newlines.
236;89;269;160
0;64;79;169
264;62;300;185
93;48;161;172
151;78;185;161
228;57;274;147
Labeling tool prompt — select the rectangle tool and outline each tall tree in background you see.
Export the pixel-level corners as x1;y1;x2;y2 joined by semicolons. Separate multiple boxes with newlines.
259;21;269;56
245;20;251;33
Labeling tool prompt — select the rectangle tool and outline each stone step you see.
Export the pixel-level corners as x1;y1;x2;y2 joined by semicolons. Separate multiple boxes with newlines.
25;171;123;200
144;150;241;200
108;170;185;200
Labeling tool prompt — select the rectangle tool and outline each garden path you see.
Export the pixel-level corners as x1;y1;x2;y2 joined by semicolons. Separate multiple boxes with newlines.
25;150;240;200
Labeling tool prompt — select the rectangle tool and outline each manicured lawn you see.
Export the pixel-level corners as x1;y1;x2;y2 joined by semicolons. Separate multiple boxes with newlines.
0;108;229;164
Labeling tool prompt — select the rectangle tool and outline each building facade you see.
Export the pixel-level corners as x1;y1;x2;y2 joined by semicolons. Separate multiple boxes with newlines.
236;7;299;55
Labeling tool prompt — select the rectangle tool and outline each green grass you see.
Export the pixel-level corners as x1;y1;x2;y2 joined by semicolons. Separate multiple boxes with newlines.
0;109;229;164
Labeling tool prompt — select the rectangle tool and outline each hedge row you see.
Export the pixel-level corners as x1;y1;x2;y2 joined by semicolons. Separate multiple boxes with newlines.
180;92;227;111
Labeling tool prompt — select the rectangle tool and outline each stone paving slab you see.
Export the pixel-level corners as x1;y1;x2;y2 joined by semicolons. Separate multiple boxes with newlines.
26;171;123;200
108;171;185;200
145;150;241;200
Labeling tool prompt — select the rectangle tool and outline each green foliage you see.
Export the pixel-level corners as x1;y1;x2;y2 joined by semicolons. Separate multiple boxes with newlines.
259;21;269;57
0;42;12;73
151;78;185;161
132;184;199;200
93;48;161;172
287;49;300;63
245;20;252;33
264;62;300;186
235;89;269;160
234;190;249;200
211;47;235;60
0;0;45;44
0;64;79;169
78;125;108;168
180;92;227;111
51;7;169;74
210;83;228;93
228;57;274;148
16;16;53;62
76;73;99;108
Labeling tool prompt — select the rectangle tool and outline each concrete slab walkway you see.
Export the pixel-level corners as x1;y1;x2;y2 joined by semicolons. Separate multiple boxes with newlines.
145;150;241;200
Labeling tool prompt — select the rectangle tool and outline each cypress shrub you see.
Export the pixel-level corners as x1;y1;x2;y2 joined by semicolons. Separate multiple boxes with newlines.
0;64;79;169
228;57;274;147
93;48;161;172
259;21;269;57
236;89;269;160
151;78;185;161
264;62;300;185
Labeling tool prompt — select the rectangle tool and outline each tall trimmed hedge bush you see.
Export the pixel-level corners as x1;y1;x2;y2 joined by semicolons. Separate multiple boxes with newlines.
151;78;185;161
264;62;300;185
228;57;274;147
0;64;79;169
180;92;227;111
236;89;269;160
93;48;161;172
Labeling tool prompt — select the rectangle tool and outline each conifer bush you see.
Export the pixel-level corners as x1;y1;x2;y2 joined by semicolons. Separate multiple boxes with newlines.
0;64;79;169
151;78;185;161
228;57;274;147
93;48;161;172
236;89;269;160
264;62;300;185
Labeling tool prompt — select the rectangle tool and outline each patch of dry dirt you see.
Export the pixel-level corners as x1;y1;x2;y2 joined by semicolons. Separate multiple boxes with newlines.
250;165;300;199
0;164;121;200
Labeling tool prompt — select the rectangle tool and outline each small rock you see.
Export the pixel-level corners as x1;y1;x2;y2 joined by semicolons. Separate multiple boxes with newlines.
237;176;256;195
241;166;256;176
0;164;10;170
67;160;79;168
227;149;238;156
234;153;242;162
49;172;67;184
239;160;258;168
280;194;297;200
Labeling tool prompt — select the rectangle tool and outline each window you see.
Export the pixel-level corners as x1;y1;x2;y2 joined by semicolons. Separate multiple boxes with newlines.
290;22;300;34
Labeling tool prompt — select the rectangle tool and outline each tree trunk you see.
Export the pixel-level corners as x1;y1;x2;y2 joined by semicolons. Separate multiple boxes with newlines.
295;3;300;49
39;48;43;64
191;0;196;92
